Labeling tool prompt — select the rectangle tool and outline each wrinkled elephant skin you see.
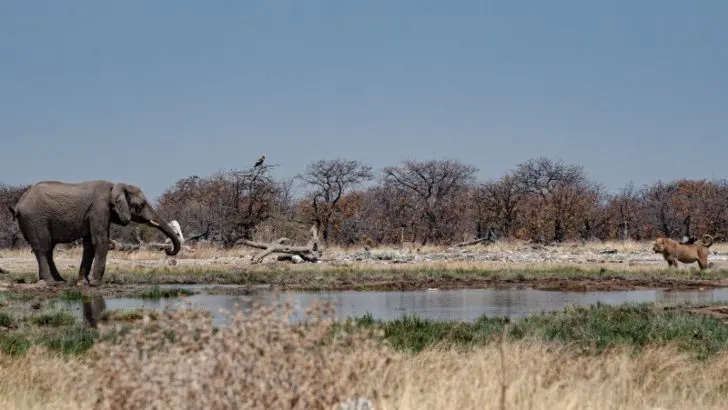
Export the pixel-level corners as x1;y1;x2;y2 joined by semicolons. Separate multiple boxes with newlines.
10;180;181;286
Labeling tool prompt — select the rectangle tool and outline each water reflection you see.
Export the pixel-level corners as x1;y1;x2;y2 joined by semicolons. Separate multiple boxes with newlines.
59;286;728;327
82;295;106;328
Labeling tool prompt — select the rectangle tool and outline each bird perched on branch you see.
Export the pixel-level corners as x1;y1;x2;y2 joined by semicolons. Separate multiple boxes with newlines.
254;153;266;168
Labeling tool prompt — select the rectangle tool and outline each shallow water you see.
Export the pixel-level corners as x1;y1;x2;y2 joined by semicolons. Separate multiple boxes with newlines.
60;286;728;327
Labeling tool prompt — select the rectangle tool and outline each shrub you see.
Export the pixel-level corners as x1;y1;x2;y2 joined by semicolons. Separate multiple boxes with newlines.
72;299;396;409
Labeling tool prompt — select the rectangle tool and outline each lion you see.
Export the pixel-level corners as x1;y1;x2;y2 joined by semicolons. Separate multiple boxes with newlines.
652;234;714;270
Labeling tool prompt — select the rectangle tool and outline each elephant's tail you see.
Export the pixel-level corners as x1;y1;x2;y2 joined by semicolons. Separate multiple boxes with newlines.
7;206;17;220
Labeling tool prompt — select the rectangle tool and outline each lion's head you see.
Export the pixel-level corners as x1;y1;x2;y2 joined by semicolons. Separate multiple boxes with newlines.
652;239;666;253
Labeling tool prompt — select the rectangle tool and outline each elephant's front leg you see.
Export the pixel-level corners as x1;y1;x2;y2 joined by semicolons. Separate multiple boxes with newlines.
77;237;95;286
88;246;109;287
88;239;110;286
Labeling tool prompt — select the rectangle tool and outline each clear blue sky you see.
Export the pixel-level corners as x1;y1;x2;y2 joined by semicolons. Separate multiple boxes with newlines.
1;1;727;200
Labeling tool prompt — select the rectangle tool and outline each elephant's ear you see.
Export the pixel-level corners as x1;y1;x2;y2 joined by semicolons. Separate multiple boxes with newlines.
111;183;131;225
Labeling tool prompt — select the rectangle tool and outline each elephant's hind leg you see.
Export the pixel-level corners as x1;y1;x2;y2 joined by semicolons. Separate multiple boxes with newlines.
77;237;94;285
46;247;66;283
32;250;63;285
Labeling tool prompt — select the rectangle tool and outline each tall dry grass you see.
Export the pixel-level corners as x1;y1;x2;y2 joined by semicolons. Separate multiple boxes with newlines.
382;343;728;410
2;300;728;409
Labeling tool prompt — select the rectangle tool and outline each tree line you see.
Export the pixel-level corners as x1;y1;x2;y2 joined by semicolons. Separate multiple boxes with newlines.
1;156;726;249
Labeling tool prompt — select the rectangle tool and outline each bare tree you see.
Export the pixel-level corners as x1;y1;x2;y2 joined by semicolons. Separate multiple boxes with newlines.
512;157;593;242
297;159;373;243
642;181;681;238
576;181;611;241
356;184;421;245
702;179;728;240
157;164;282;247
382;159;478;245
610;181;643;240
0;183;29;248
475;174;522;239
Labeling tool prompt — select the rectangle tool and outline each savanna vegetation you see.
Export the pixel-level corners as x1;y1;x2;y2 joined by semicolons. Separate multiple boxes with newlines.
2;156;727;250
2;298;728;409
3;157;727;409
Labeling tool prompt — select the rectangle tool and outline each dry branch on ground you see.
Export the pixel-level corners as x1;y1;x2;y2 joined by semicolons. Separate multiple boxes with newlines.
237;225;322;264
455;237;493;247
109;239;179;254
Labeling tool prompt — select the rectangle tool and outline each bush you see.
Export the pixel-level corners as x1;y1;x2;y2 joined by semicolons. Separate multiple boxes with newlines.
73;299;396;409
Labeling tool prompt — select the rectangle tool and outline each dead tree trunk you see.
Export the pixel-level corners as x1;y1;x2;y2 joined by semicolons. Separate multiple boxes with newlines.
238;225;321;264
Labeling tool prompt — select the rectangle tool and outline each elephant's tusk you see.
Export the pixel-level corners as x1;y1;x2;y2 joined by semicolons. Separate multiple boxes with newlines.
148;220;160;228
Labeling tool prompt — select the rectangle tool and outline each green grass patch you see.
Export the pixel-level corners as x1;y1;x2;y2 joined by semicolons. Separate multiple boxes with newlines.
342;302;728;359
0;290;38;302
28;309;77;327
0;312;15;328
38;326;98;356
56;289;86;301
133;285;194;299
0;327;99;356
0;333;31;356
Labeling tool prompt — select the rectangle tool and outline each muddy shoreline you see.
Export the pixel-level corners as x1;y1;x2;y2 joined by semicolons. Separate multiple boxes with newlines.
3;275;728;299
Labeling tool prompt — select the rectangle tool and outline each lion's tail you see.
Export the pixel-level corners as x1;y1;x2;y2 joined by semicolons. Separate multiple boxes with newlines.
701;234;714;248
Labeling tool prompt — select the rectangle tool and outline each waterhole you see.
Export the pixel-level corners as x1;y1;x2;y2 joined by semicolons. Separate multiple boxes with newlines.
60;285;728;327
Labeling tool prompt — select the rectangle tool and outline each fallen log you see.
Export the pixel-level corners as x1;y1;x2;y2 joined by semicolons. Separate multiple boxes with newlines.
109;240;177;253
238;225;321;264
455;228;498;248
455;237;492;247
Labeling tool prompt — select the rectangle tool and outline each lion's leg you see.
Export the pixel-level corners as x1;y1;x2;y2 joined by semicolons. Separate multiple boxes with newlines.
698;252;708;270
662;253;677;268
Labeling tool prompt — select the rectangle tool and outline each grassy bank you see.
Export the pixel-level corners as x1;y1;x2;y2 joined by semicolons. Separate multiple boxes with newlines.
0;308;98;357
4;262;728;293
345;302;728;359
2;301;728;409
3;239;728;292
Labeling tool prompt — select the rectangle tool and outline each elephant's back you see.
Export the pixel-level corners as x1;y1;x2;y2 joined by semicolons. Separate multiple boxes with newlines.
15;180;113;215
33;180;112;189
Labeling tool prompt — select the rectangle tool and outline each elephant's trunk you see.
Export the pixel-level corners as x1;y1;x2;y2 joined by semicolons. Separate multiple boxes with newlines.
148;218;182;256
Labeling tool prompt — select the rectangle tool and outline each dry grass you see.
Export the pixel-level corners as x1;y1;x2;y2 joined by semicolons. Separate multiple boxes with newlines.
6;345;728;410
2;301;728;409
380;343;728;410
0;348;91;410
4;238;728;262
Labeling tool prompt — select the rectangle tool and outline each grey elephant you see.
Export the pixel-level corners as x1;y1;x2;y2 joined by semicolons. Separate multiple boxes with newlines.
9;180;181;286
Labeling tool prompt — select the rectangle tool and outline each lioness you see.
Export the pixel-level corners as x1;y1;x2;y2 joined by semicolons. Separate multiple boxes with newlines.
652;234;714;270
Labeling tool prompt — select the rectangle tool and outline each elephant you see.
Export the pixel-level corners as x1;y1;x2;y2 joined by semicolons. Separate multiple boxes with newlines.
9;180;181;286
